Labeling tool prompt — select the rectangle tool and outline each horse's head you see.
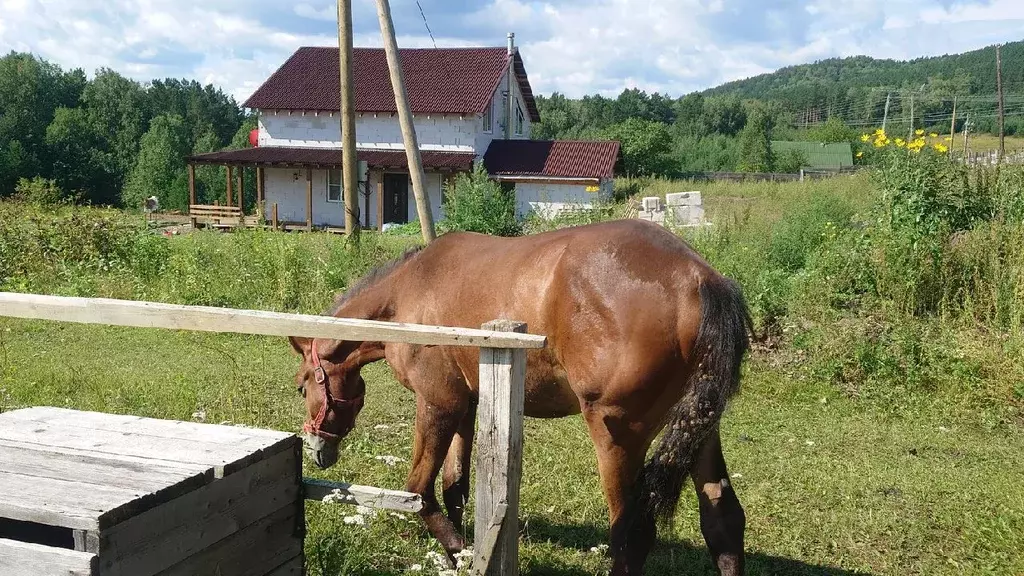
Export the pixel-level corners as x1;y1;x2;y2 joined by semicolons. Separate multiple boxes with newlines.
288;335;369;469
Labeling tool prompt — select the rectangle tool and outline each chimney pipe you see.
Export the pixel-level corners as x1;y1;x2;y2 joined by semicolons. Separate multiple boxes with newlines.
507;32;515;56
506;32;515;139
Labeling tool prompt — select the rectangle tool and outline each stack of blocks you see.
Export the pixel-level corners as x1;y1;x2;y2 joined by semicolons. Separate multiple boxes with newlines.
637;191;705;227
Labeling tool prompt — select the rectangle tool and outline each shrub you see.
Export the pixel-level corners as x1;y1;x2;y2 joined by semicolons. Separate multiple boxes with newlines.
12;176;70;206
438;163;522;237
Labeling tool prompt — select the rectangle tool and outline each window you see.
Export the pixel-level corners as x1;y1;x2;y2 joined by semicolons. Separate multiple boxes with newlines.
514;100;525;135
483;100;492;133
327;169;343;203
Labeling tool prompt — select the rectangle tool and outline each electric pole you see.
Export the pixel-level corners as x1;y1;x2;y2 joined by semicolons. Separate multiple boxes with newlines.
376;0;436;243
949;95;957;159
963;112;971;160
997;44;1005;161
882;92;891;133
338;0;360;243
908;92;915;141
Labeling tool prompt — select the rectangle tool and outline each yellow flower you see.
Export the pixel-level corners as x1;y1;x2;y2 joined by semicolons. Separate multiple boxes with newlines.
856;151;864;158
934;143;949;153
929;132;938;138
895;138;906;147
915;129;925;136
861;134;871;142
944;137;953;142
874;128;886;136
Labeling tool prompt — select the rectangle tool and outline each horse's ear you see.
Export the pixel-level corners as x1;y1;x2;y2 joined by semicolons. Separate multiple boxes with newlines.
288;336;310;355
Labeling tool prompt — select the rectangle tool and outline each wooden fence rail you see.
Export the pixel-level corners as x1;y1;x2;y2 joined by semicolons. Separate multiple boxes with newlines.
0;291;541;576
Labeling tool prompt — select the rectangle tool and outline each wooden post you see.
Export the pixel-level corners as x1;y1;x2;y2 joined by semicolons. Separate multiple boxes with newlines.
272;203;279;231
257;166;265;222
376;178;384;231
237;168;245;215
339;0;360;242
188;164;196;228
306;168;313;232
226;166;234;207
473;320;527;576
375;0;436;243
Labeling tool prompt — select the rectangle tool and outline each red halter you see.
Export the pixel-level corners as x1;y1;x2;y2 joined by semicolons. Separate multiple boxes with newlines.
302;339;365;441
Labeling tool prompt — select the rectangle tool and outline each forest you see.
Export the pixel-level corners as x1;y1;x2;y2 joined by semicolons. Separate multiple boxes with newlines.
1;39;1021;209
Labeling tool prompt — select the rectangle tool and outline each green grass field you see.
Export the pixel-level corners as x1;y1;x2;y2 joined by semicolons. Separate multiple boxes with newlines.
1;169;1022;575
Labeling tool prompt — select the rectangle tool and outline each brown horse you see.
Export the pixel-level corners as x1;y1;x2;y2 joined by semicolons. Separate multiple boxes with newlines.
288;218;752;575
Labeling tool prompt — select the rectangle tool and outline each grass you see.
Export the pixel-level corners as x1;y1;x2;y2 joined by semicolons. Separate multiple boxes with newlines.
2;320;1021;575
1;164;1023;575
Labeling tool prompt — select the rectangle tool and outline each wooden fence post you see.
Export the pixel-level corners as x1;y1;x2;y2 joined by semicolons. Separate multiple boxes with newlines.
473;320;527;576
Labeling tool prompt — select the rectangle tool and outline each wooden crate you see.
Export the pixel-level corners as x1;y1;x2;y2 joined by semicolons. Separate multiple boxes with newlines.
0;407;304;576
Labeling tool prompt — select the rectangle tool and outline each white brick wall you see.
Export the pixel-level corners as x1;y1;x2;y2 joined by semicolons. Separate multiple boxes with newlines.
262;167;447;228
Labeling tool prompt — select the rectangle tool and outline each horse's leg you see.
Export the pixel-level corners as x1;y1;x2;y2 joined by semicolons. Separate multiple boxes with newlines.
406;394;466;563
690;425;745;576
441;401;476;534
583;404;656;576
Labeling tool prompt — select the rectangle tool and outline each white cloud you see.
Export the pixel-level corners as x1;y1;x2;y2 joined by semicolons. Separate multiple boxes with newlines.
0;0;1022;103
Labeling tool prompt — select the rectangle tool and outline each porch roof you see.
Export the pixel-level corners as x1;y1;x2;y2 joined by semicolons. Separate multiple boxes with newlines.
482;140;620;179
187;146;476;171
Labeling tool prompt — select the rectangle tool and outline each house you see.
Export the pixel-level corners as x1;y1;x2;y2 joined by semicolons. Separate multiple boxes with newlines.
186;34;620;231
770;141;855;170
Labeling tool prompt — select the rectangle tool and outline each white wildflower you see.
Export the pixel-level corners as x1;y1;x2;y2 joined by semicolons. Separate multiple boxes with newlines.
343;514;365;525
805;440;815;446
939;426;950;433
454;548;474;569
731;472;743;479
590;543;609;554
375;455;405;466
425;550;448;570
374;424;390;430
191;410;206;422
409;565;422;572
356;505;374;516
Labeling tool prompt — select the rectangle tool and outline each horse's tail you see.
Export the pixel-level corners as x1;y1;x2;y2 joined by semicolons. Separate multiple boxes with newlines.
638;273;753;527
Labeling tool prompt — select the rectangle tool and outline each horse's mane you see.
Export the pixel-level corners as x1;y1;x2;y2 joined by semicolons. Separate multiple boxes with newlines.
325;245;424;316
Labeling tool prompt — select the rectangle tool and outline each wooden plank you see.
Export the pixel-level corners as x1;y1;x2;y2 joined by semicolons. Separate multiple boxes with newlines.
100;448;299;576
272;203;279;230
0;538;97;576
0;292;548;349
0;418;290;475
153;503;301;576
264;554;303;576
226;165;233;207
302;478;423;512
473;320;528;576
0;439;207;478
306;167;313;232
0;441;206;494
0;470;142;530
0;407;291;445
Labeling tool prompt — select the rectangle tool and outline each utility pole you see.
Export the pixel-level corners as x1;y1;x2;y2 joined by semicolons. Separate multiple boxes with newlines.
882;92;891;133
963;112;971;160
997;44;1005;161
376;0;436;243
949;95;957;159
908;91;915;141
338;0;360;243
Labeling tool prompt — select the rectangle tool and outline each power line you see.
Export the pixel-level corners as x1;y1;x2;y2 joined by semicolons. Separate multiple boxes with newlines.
415;0;436;48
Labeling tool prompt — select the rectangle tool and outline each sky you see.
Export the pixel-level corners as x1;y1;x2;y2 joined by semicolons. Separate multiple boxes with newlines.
1;0;1023;105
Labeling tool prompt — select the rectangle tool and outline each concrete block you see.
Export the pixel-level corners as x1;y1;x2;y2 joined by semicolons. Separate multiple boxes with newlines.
641;197;661;212
665;191;702;207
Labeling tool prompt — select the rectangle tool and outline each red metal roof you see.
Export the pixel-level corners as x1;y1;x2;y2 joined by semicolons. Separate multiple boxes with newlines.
243;46;540;122
482;140;620;179
187;147;476;171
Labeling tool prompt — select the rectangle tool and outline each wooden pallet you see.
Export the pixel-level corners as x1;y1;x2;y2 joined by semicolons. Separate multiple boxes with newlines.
0;407;303;576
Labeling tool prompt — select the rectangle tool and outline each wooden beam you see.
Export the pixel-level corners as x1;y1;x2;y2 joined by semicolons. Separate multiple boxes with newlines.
338;0;360;242
0;293;547;349
375;0;436;243
226;165;234;207
256;166;265;210
237;168;245;215
271;203;279;231
306;167;313;232
473;320;528;576
188;164;197;229
302;478;422;513
376;177;384;231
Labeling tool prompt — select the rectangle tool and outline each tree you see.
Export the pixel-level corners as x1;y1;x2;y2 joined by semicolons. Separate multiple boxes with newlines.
123;114;190;210
80;69;148;191
45;107;116;204
737;104;776;173
192;129;225;205
603;118;674;177
807;116;857;144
